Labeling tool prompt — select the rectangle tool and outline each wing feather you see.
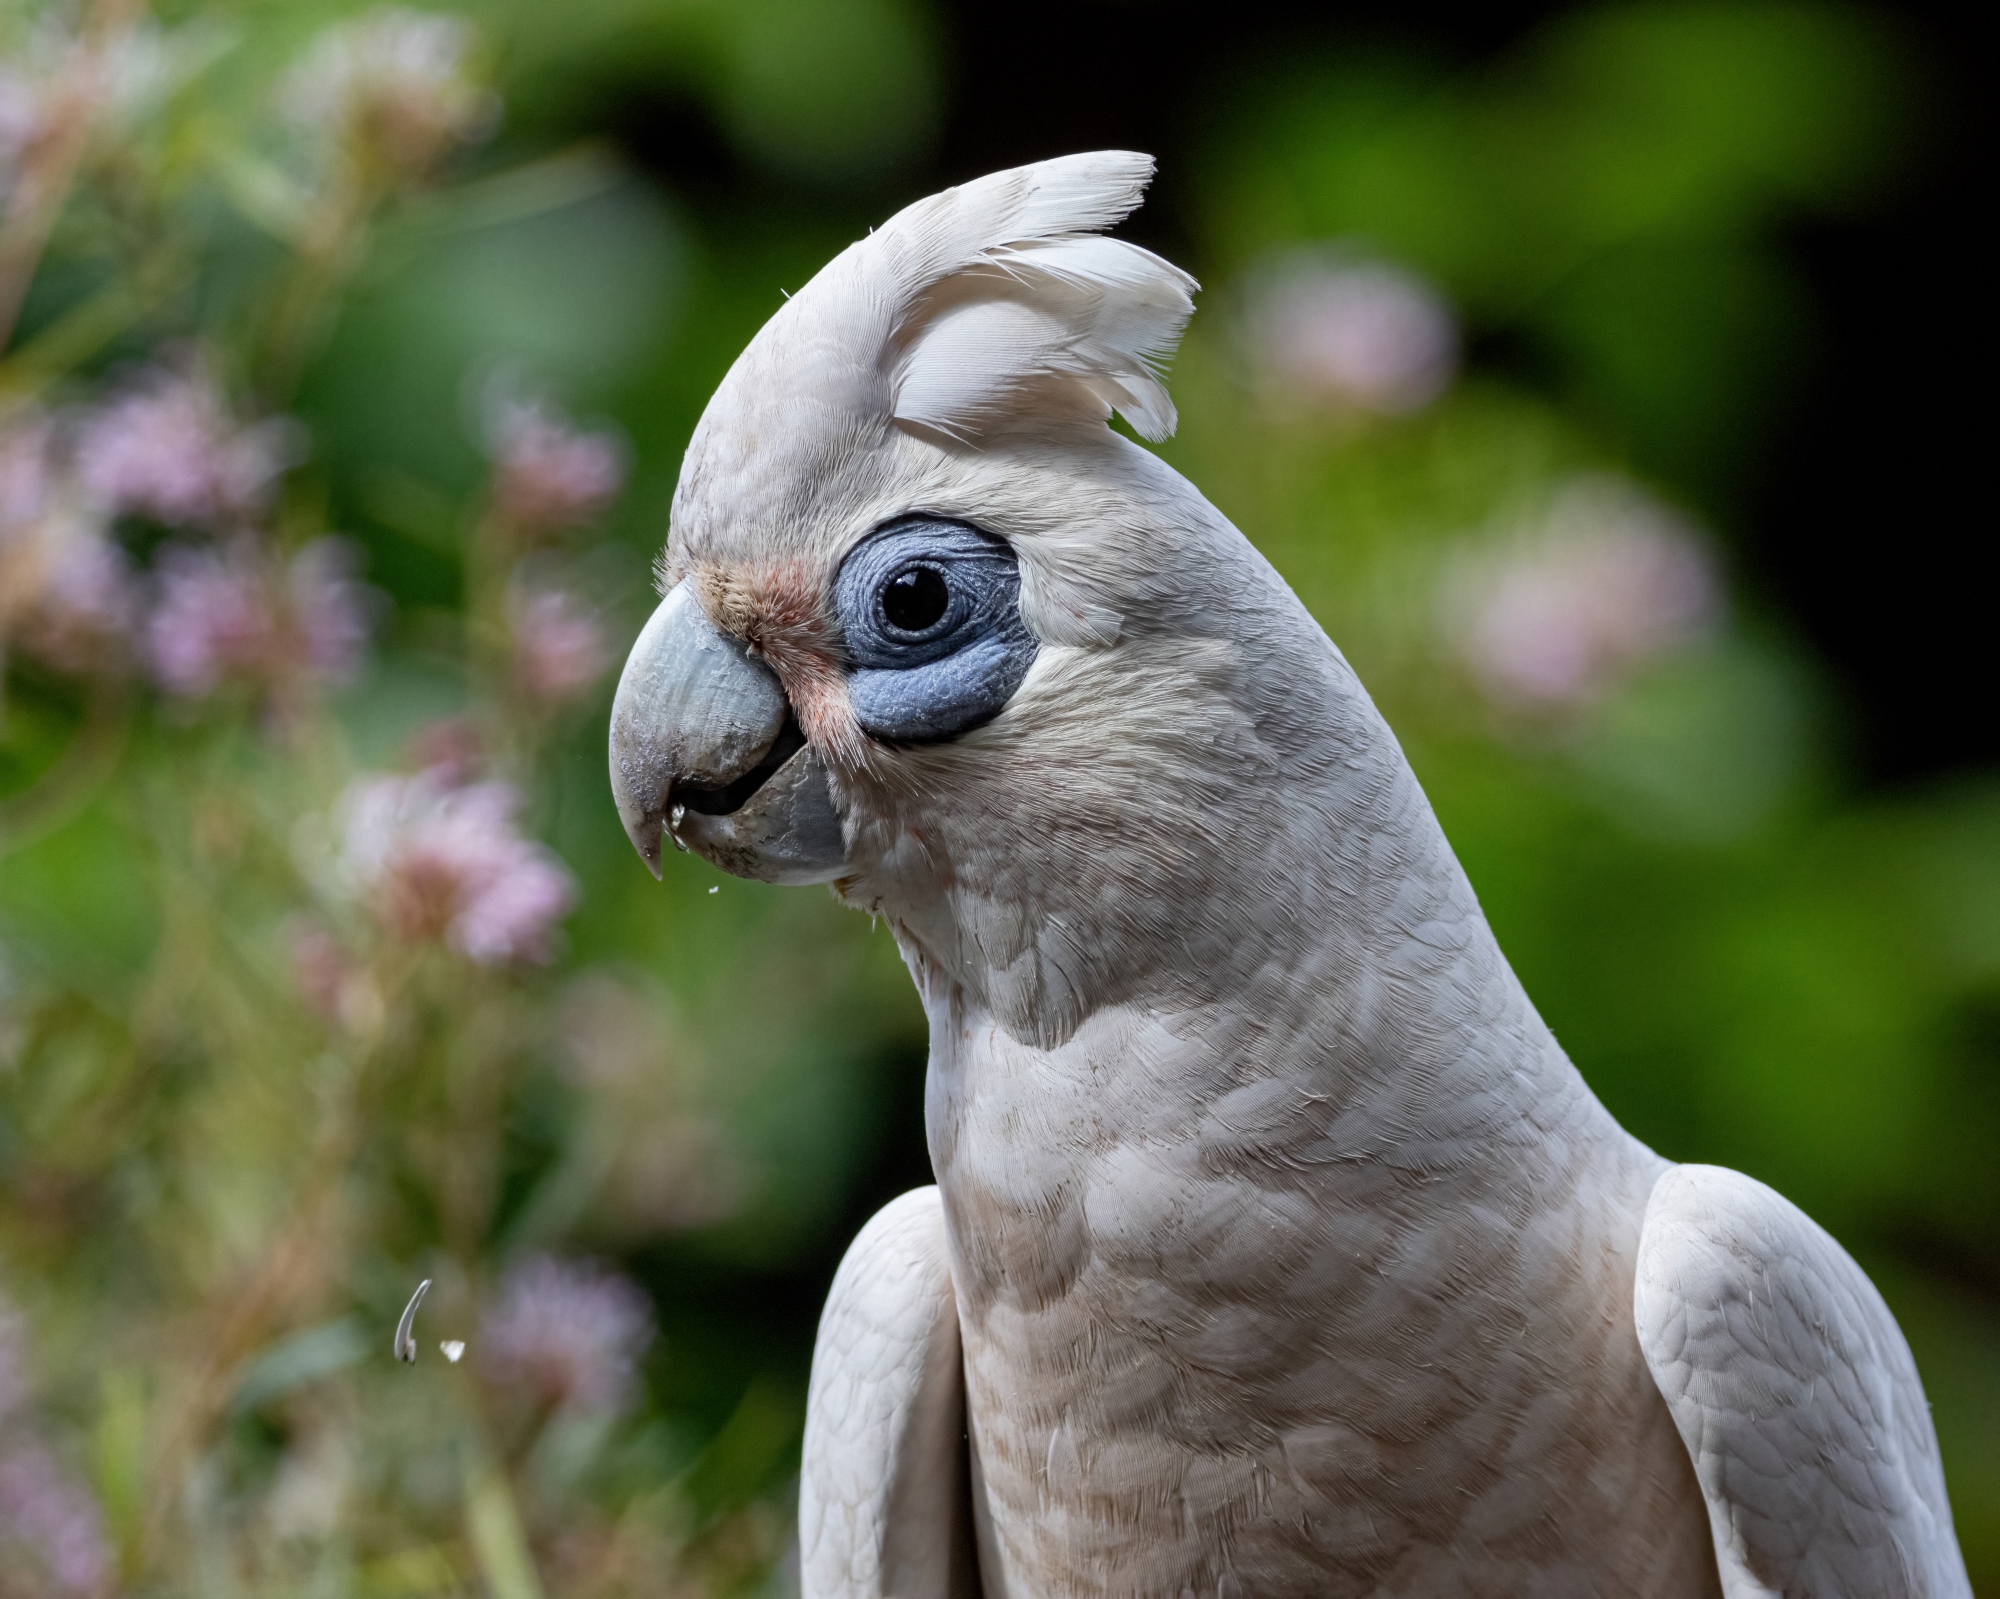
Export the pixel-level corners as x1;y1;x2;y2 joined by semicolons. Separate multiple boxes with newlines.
1636;1163;1970;1598
799;1186;979;1598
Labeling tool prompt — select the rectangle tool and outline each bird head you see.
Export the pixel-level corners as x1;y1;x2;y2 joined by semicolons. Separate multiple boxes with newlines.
612;153;1418;1048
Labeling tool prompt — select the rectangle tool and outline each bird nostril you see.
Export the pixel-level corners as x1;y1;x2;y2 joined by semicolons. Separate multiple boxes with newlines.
677;714;808;817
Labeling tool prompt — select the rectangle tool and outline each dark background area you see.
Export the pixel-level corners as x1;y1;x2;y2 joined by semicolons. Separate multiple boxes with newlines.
605;0;1992;789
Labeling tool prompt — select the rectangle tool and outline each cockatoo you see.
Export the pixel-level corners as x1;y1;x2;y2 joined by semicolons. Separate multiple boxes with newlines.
608;153;1970;1598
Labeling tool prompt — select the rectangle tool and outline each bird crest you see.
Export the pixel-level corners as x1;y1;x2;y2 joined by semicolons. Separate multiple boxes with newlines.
869;151;1198;444
666;151;1200;591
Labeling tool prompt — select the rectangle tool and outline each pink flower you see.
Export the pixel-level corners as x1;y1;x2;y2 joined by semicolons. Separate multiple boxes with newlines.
0;1440;112;1596
38;538;131;632
280;9;496;176
0;414;135;672
1248;251;1459;414
289;919;354;1018
290;539;376;680
0;1291;112;1597
510;586;609;705
479;1256;654;1415
24;538;135;674
76;363;300;529
486;398;626;536
145;537;375;700
404;716;485;787
0;413;55;528
1449;477;1722;712
145;542;266;694
1;20;183;199
287;918;387;1036
336;770;577;964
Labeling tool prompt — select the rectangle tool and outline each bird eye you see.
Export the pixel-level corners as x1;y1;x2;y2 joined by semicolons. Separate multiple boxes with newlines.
832;515;1039;743
881;565;950;634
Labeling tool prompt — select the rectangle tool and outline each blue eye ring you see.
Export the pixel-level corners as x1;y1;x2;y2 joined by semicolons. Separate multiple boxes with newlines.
831;515;1039;743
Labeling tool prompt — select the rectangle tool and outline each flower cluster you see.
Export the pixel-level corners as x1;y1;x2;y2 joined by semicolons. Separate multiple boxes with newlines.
280;8;496;178
1448;477;1722;712
146;536;374;702
0;412;135;675
486;397;627;538
335;767;577;965
510;585;610;706
2;8;775;1592
3;369;378;701
0;1295;112;1599
0;18;185;204
478;1256;655;1417
404;715;487;787
76;361;300;529
1247;249;1459;415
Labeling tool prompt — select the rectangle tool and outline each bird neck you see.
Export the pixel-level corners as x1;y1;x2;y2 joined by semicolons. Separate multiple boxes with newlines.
881;680;1618;1168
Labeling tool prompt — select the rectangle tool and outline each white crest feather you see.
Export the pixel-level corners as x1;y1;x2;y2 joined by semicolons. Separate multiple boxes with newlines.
871;153;1197;444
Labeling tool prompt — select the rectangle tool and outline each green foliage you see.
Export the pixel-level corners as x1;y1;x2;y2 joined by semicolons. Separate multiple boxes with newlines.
1198;2;1908;491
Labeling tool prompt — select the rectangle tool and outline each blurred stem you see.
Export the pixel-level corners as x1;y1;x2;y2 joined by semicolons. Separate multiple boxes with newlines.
464;1452;549;1599
0;0;150;354
437;978;517;1261
253;165;389;409
130;719;390;1551
460;511;508;675
463;506;556;779
135;833;390;1561
139;1047;373;1558
0;672;133;858
465;508;514;696
130;701;536;1557
0;242;191;396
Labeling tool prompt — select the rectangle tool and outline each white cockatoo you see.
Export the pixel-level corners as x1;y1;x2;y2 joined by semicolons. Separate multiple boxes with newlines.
608;153;1970;1598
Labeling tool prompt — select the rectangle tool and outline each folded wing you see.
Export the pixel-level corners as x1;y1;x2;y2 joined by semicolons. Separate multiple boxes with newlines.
800;1186;980;1599
1636;1163;1971;1598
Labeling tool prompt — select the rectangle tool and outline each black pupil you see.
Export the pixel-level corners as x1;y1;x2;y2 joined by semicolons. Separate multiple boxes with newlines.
882;565;950;633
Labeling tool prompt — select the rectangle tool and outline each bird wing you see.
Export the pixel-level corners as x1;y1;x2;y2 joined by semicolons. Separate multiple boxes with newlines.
1635;1163;1970;1598
799;1185;981;1599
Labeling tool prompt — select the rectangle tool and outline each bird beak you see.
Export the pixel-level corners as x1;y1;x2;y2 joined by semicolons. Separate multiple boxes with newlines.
609;583;848;885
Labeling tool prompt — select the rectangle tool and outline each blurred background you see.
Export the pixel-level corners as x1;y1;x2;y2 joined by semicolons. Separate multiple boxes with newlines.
1;0;1992;1592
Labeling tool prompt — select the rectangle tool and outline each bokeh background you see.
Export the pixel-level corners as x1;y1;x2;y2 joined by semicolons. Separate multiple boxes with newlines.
1;0;1992;1593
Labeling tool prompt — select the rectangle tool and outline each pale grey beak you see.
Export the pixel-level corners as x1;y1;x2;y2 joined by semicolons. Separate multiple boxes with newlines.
608;584;848;885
